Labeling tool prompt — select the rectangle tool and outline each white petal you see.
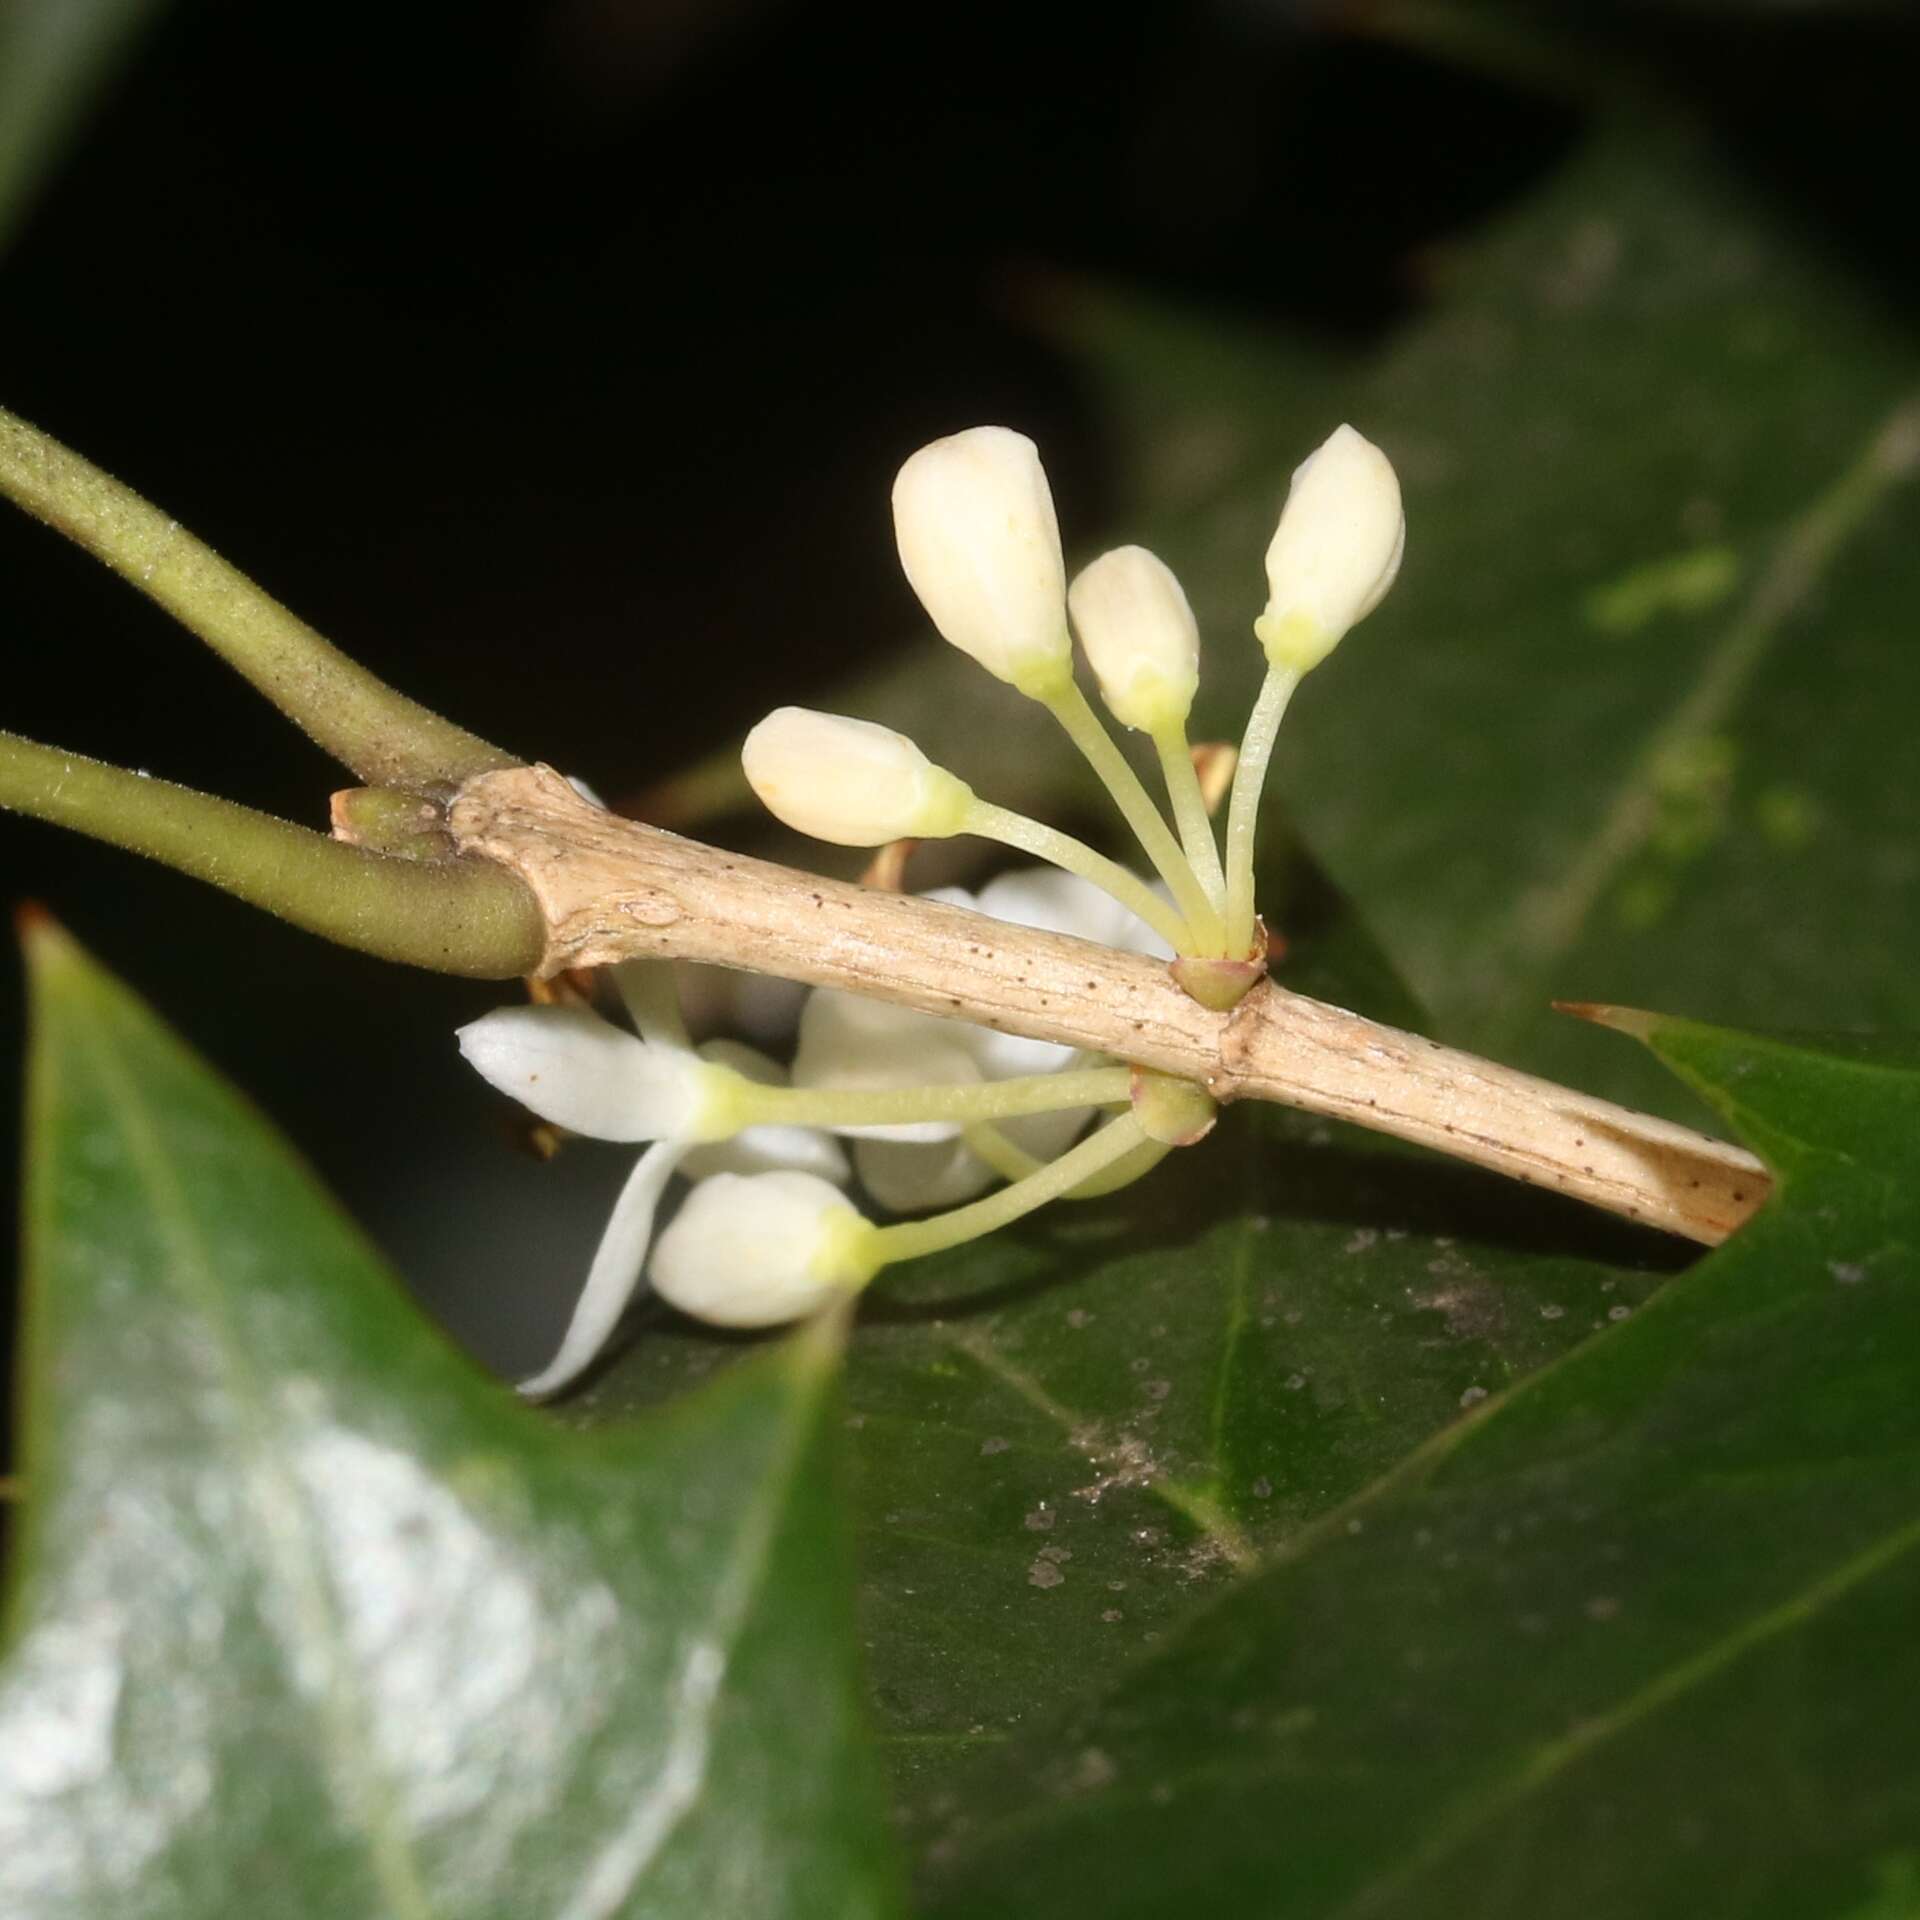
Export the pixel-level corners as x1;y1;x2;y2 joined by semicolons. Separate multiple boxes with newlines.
791;988;983;1142
651;1171;871;1328
682;1040;850;1184
518;1142;686;1399
457;1004;709;1142
689;1123;850;1184
855;1136;998;1213
1002;1104;1093;1162
974;865;1141;945
611;958;689;1051
963;868;1170;1074
676;963;807;1048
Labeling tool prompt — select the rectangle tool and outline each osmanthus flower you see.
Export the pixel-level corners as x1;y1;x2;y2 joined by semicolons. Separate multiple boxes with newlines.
458;961;851;1396
461;945;1159;1389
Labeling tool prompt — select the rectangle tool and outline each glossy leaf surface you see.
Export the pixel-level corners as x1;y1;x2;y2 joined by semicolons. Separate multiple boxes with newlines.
582;848;1686;1827
0;924;903;1920
921;1018;1920;1918
830;116;1920;1132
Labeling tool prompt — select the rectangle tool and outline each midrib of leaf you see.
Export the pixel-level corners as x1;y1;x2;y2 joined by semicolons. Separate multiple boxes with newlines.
557;1316;840;1920
68;1002;436;1920
1331;1509;1920;1919
936;1275;1920;1887
1487;387;1920;1038
939;1326;1257;1573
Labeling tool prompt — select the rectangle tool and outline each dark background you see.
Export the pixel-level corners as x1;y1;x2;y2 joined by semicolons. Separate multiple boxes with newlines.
3;0;1916;1391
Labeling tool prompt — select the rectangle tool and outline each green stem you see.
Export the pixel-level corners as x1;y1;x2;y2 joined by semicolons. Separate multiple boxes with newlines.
1222;664;1301;957
1041;678;1226;949
964;1118;1170;1199
1150;718;1228;912
964;797;1194;954
1063;1129;1172;1199
736;1067;1132;1133
0;730;544;977
871;1110;1150;1265
962;1121;1044;1183
0;404;517;787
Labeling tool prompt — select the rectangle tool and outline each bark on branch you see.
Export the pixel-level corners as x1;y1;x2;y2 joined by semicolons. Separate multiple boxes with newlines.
449;764;1768;1247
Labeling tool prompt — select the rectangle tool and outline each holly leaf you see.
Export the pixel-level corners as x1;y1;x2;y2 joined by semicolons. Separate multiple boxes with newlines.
0;921;904;1920
832;114;1920;1132
919;1017;1920;1918
579;848;1687;1826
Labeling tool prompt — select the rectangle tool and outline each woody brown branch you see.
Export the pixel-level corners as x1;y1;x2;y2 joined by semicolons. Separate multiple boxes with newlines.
448;764;1768;1247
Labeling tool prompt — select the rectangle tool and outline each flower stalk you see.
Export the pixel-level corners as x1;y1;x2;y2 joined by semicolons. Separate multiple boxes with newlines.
1035;674;1227;950
0;729;544;976
960;796;1194;953
0;404;516;788
1151;720;1229;912
727;1065;1133;1135
1221;665;1302;957
868;1109;1154;1266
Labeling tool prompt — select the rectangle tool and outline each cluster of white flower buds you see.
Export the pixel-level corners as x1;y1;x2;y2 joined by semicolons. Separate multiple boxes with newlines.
460;420;1404;1392
745;418;1404;965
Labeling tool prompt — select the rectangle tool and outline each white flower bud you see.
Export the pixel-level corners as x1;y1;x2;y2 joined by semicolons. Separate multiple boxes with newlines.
891;426;1072;693
650;1171;876;1328
1254;424;1404;675
1067;546;1200;732
742;707;974;847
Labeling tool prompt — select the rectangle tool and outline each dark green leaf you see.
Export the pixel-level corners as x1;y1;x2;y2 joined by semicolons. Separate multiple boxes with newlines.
0;923;903;1920
0;0;169;256
921;1018;1920;1919
840;117;1920;1130
580;854;1684;1829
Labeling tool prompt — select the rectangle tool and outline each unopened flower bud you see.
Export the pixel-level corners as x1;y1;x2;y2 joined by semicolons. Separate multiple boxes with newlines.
743;707;974;847
891;426;1071;694
1068;546;1200;732
1254;424;1404;675
650;1171;877;1327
